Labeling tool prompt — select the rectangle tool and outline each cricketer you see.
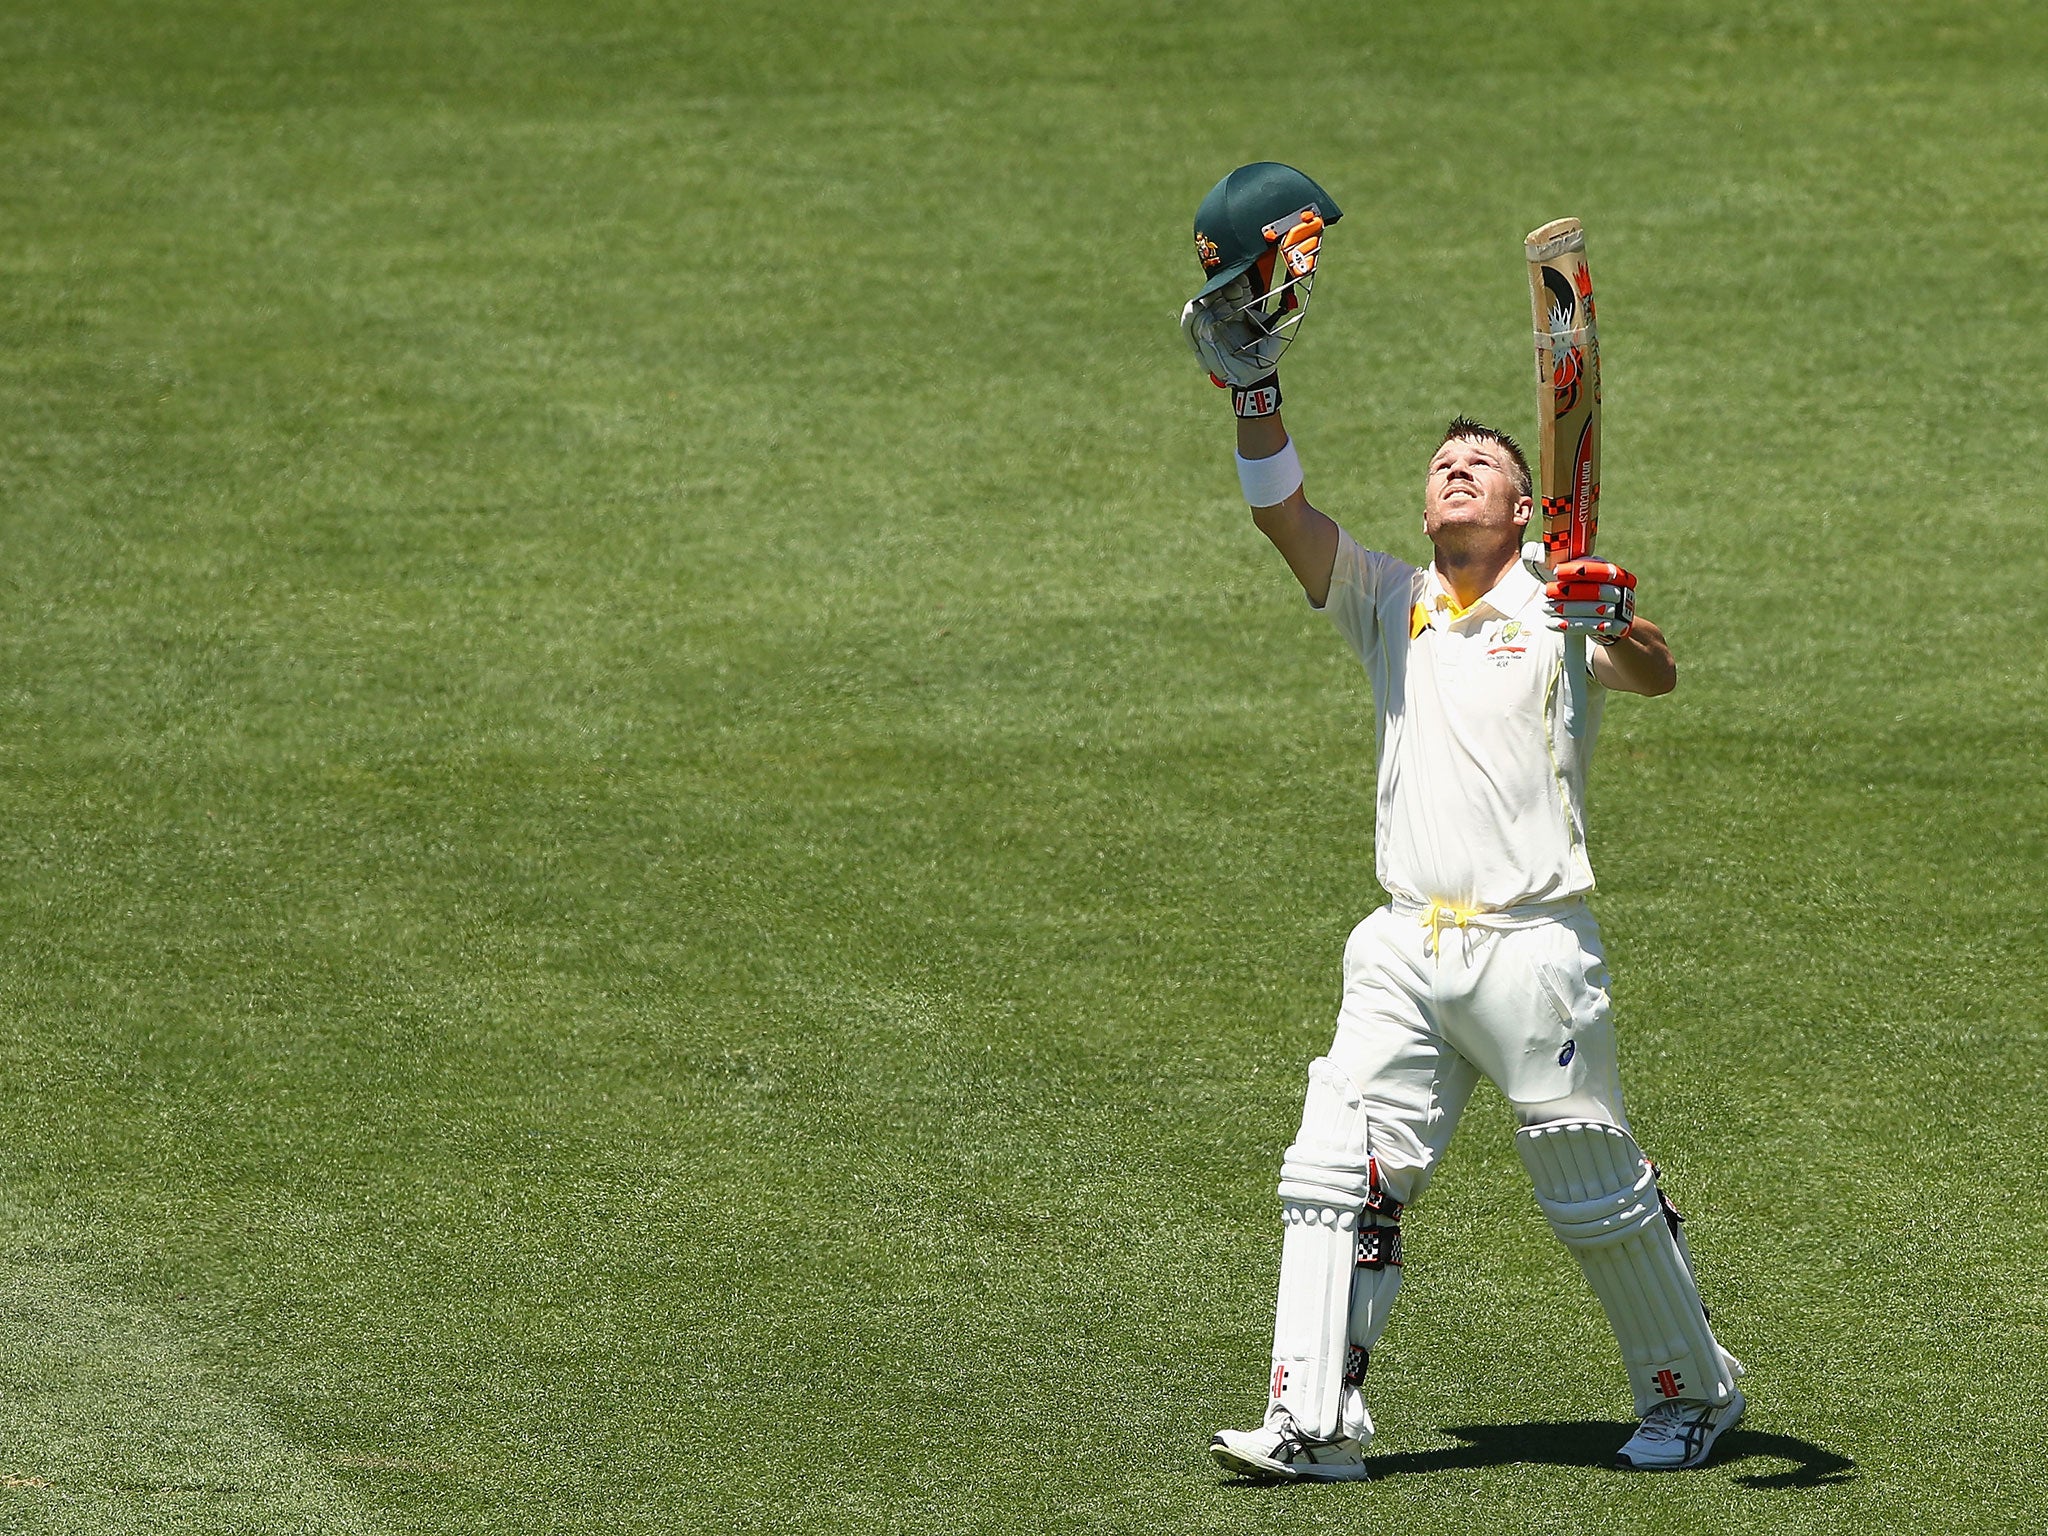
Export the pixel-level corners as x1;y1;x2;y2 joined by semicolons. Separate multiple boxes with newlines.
1178;162;1746;1480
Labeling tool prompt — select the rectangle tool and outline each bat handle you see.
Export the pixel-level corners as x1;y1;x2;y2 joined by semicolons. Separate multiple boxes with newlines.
1523;541;1591;739
1563;631;1590;739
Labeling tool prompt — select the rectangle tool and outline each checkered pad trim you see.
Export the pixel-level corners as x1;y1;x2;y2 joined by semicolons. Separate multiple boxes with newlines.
1355;1224;1402;1270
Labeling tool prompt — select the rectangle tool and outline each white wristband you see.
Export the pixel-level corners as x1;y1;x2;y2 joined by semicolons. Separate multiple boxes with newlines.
1235;438;1303;508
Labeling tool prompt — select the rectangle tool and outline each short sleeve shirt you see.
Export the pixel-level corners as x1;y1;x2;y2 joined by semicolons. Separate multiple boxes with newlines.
1319;526;1604;909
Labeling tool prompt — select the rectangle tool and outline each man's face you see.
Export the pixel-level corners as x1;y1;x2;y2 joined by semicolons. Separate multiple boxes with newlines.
1423;435;1532;544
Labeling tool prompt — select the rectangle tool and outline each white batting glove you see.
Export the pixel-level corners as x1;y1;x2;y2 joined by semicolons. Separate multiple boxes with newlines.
1181;276;1284;388
1545;558;1638;644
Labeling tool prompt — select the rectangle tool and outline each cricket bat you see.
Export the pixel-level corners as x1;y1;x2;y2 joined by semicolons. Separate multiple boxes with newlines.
1525;217;1600;739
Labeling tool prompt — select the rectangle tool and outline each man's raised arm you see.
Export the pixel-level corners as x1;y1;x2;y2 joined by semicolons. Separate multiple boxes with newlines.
1235;407;1339;609
1174;179;1343;608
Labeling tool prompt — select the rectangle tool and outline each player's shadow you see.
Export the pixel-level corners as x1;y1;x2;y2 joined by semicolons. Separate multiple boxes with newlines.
1219;1421;1854;1490
1359;1420;1856;1488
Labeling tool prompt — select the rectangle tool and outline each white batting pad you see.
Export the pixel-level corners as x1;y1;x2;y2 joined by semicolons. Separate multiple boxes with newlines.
1266;1059;1402;1442
1278;1057;1376;1206
1516;1120;1743;1416
1270;1200;1359;1440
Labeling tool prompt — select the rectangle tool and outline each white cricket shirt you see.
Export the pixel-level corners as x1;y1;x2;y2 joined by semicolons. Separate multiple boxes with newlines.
1319;527;1604;910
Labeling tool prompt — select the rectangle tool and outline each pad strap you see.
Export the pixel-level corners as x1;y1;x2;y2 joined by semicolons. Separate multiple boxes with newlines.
1355;1156;1403;1269
1354;1224;1401;1269
1364;1156;1404;1220
1344;1344;1369;1389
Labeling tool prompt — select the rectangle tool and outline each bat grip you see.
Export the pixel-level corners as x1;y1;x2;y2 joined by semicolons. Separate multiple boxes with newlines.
1563;631;1590;739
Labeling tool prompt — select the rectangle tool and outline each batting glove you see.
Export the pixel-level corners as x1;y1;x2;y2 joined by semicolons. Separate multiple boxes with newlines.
1180;274;1286;389
1546;558;1636;645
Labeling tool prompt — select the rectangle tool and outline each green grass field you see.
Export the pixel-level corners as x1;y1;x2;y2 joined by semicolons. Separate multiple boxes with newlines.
3;1;2045;1530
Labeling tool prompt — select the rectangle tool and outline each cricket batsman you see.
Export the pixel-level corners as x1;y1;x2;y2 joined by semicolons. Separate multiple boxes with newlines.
1178;163;1746;1479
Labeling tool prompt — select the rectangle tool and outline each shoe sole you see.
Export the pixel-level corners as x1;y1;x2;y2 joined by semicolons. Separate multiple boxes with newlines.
1615;1387;1747;1471
1208;1439;1370;1482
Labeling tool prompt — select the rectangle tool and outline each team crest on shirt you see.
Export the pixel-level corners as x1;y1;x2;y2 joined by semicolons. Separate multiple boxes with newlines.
1485;618;1529;667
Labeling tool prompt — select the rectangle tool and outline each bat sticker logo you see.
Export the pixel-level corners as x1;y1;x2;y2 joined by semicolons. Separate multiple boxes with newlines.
1543;266;1578;328
1551;343;1584;415
1541;264;1594;413
1571;419;1599;551
1573;262;1597;322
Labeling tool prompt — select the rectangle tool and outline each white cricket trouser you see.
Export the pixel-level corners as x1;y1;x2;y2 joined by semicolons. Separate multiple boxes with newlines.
1323;896;1629;1211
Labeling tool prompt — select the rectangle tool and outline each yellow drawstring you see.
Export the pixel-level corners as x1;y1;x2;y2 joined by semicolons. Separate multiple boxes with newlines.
1420;900;1480;960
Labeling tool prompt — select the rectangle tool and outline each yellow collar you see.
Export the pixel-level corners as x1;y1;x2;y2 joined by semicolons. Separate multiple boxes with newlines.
1423;559;1543;625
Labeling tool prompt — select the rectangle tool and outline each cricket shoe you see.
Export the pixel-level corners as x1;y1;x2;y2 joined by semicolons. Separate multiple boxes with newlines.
1208;1409;1369;1482
1614;1388;1746;1470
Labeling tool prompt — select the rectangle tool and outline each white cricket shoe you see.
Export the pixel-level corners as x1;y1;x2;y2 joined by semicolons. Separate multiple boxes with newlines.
1614;1388;1747;1470
1208;1408;1369;1482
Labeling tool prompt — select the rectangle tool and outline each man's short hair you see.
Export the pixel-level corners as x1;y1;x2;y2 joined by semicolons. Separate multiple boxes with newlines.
1438;416;1532;502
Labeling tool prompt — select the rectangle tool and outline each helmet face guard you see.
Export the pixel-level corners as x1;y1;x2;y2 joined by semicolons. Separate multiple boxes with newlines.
1216;204;1326;374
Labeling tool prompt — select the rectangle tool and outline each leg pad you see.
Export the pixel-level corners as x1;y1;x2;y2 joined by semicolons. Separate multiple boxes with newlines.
1517;1120;1743;1416
1267;1060;1407;1444
1270;1200;1359;1439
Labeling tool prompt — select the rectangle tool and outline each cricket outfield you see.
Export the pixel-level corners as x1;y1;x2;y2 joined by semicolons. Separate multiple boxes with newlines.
1;2;2043;1531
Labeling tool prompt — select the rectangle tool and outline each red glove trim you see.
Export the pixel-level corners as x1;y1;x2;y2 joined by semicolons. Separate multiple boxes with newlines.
1549;558;1635;589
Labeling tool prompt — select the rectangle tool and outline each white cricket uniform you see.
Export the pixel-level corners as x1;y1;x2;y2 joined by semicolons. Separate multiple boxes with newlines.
1309;526;1631;1207
1241;521;1739;1454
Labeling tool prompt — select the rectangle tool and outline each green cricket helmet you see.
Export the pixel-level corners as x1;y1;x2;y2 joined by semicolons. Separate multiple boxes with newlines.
1191;162;1341;376
1192;161;1342;300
